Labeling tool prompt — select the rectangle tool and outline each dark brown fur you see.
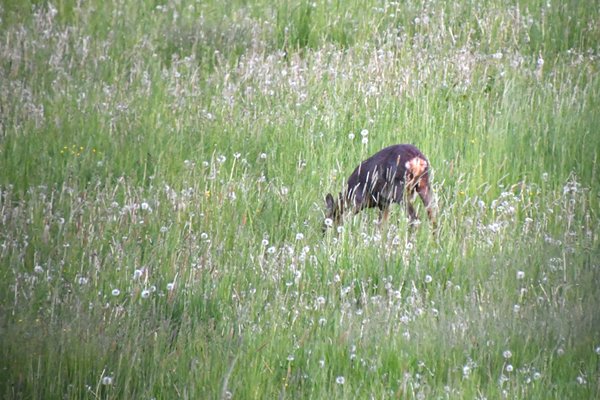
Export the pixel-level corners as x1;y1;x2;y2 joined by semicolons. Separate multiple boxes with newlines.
324;144;436;231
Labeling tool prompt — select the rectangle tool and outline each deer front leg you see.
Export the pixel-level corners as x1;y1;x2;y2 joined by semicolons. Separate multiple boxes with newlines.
405;200;418;228
378;205;390;225
417;185;435;226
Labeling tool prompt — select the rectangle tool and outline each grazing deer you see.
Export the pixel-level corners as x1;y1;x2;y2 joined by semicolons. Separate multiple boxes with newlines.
324;144;436;232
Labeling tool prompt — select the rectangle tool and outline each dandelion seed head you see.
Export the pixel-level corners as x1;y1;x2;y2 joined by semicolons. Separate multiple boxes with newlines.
166;282;175;291
111;289;120;296
34;265;44;274
516;270;525;279
503;350;512;359
505;364;513;372
101;376;113;386
141;289;150;299
424;275;433;283
335;376;345;385
295;233;304;241
463;365;471;377
324;218;333;227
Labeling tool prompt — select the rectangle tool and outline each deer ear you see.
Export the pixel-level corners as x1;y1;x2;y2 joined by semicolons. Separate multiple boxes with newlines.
325;193;335;211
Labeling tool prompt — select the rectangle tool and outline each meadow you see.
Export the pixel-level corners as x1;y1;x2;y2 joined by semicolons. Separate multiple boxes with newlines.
1;0;599;398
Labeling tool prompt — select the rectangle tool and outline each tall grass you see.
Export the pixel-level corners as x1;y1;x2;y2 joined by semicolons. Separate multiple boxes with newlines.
1;0;599;398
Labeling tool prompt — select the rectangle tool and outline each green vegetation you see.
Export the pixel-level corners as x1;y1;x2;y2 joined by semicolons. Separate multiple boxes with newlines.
1;0;599;398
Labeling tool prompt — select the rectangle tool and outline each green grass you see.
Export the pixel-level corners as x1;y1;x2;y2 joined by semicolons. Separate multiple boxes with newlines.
1;0;599;398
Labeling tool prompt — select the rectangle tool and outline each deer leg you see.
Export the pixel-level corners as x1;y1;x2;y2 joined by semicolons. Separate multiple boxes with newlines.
378;205;390;225
417;185;437;232
405;200;418;227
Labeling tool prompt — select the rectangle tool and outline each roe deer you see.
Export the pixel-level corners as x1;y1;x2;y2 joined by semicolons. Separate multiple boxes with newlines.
324;144;436;232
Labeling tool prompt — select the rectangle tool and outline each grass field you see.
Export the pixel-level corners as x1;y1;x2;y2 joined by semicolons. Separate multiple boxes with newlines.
1;0;599;398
